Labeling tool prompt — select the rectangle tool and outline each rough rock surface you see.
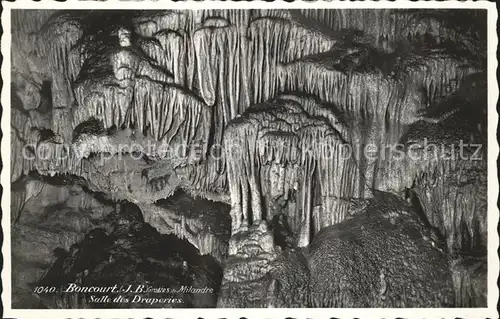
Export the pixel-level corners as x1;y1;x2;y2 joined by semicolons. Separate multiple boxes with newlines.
11;175;115;308
36;202;223;308
263;191;455;308
217;221;278;307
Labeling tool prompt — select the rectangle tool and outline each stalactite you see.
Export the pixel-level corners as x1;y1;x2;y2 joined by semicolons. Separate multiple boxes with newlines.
37;12;84;109
247;16;336;106
193;29;216;107
154;29;187;85
224;96;358;238
11;10;486;284
297;157;315;247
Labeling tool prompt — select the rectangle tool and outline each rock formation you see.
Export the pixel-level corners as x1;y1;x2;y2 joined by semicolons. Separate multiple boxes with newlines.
10;9;487;308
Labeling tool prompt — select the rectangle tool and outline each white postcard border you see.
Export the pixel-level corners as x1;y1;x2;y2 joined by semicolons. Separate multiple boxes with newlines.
1;1;498;318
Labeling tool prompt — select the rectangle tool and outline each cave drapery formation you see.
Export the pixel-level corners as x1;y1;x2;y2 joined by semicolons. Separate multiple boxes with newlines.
11;9;487;308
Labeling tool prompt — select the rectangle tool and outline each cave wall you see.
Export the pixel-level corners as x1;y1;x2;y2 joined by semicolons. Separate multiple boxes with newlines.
11;10;486;248
11;177;115;308
10;8;488;308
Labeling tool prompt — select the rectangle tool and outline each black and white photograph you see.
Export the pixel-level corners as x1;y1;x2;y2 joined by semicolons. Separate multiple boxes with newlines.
1;1;498;318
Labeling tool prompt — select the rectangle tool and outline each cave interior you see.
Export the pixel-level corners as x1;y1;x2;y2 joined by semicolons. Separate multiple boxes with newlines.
9;8;487;308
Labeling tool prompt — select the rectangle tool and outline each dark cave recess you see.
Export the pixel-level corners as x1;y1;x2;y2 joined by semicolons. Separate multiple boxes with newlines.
36;202;223;309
